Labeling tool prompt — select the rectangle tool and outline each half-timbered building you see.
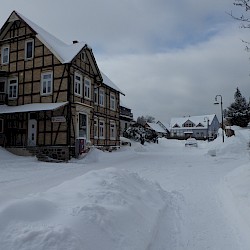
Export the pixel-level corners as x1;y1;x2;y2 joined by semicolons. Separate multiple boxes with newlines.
0;11;123;161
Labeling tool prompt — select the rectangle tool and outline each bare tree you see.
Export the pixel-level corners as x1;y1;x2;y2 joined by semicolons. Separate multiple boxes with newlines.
228;0;250;49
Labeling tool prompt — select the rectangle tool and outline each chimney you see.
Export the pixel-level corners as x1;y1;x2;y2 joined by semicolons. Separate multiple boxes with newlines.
73;40;79;44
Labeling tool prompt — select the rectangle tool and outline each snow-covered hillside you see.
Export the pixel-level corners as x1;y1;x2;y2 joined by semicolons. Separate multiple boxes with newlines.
0;127;249;249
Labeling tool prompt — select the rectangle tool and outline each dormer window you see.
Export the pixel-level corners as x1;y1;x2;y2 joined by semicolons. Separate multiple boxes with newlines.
196;123;204;127
173;124;180;128
25;39;34;60
1;45;9;64
183;120;195;127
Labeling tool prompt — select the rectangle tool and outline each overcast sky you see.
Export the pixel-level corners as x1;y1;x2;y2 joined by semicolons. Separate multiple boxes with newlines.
1;0;250;123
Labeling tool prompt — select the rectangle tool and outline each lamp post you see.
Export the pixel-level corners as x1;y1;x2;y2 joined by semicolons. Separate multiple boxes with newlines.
214;95;224;143
204;117;209;141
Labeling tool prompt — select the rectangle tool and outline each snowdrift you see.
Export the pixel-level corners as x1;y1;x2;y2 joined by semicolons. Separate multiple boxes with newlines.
0;168;171;250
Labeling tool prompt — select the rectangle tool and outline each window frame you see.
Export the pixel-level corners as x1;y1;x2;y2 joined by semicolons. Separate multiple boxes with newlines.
0;79;6;93
110;93;116;110
94;88;98;104
81;51;86;62
74;72;83;97
99;120;105;139
99;89;105;107
40;71;53;96
0;119;3;133
84;77;91;100
25;39;34;60
8;77;18;99
110;121;116;140
94;118;98;139
1;45;9;65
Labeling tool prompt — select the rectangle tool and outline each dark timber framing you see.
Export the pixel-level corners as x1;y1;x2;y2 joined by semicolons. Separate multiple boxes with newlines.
0;11;122;161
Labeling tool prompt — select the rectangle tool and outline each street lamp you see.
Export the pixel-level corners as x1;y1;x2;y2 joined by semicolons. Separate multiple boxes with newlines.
204;117;210;141
214;95;224;143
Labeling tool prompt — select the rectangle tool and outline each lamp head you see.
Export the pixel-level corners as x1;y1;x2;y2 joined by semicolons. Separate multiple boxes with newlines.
214;102;219;105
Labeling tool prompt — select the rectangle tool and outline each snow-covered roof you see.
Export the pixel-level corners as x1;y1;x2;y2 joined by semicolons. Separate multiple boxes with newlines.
14;11;87;64
157;121;170;131
147;123;167;133
101;71;125;95
120;96;131;109
2;11;124;94
12;12;124;95
0;102;68;114
170;114;216;129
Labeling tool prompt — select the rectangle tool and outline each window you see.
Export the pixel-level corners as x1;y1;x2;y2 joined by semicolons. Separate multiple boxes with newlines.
94;118;98;138
0;119;3;133
79;113;87;138
41;72;53;95
0;79;6;93
81;52;86;62
25;39;34;60
110;94;116;110
94;88;98;104
84;77;91;99
8;78;18;99
99;89;104;106
1;46;9;64
99;120;105;139
110;121;116;140
74;72;83;96
196;123;204;127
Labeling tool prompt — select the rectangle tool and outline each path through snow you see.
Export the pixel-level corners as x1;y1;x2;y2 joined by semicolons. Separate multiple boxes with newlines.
0;127;250;249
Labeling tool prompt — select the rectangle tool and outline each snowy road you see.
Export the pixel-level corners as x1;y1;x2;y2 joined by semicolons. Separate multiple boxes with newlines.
0;129;250;249
104;141;250;249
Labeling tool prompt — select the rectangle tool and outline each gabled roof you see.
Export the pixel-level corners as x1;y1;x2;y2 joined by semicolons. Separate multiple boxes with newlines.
1;11;86;64
101;71;125;95
0;11;124;94
157;121;170;132
147;123;167;133
170;114;216;129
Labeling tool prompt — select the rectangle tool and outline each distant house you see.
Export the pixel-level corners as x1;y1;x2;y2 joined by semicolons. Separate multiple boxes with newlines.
145;122;168;138
120;101;134;135
0;11;124;161
156;121;170;137
169;114;220;140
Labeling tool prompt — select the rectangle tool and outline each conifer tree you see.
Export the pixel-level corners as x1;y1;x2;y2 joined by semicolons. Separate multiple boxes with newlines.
226;88;249;127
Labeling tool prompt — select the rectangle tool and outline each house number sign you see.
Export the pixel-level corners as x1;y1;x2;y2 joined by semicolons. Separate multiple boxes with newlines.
51;116;66;123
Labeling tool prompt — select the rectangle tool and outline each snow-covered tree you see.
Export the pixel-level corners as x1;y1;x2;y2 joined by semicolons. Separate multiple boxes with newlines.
225;87;250;127
137;116;146;126
137;115;155;126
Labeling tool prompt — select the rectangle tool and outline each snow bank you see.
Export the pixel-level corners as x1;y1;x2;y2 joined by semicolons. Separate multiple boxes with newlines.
0;147;19;160
206;128;250;157
217;162;250;248
0;168;169;250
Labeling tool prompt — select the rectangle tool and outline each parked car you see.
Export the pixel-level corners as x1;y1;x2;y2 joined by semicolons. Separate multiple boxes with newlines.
185;138;198;147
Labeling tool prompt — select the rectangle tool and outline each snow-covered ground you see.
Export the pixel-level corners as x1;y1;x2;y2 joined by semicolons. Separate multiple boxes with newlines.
0;127;250;249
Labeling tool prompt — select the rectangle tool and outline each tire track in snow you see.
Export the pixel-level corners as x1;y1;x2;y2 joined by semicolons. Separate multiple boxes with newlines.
146;191;186;250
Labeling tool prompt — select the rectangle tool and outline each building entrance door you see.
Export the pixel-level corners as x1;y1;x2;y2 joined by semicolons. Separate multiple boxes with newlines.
28;119;37;146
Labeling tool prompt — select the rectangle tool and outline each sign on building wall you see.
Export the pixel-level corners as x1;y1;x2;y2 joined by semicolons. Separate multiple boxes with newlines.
51;116;66;123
